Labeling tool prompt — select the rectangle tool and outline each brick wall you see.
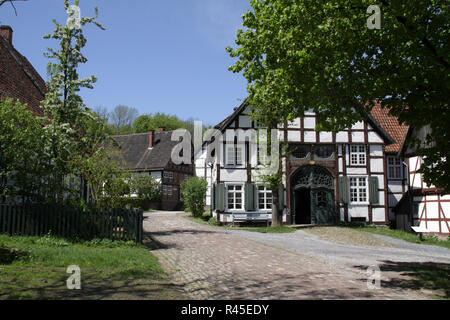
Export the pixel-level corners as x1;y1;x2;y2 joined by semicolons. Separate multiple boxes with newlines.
0;28;46;116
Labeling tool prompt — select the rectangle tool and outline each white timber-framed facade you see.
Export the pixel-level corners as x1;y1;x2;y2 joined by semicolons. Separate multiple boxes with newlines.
195;101;404;226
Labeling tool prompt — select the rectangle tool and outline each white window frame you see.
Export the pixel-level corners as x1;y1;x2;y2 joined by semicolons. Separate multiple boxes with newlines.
258;186;273;211
162;185;167;195
225;144;245;167
227;184;244;211
350;145;366;166
349;176;369;204
387;156;403;179
167;185;172;196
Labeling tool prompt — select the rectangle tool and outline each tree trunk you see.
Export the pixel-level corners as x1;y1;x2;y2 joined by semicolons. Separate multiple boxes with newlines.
271;191;282;227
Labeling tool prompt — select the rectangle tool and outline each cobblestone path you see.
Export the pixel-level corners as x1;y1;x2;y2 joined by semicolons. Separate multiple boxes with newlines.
144;211;429;300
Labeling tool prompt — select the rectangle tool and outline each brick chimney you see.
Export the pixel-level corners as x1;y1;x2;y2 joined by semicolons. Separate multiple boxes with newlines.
0;26;13;45
148;130;155;149
157;127;165;132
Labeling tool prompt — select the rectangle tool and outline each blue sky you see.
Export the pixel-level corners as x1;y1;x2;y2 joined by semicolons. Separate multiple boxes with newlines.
0;0;251;126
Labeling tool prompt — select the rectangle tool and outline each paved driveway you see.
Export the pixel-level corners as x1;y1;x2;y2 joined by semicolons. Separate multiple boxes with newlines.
228;228;450;269
144;211;449;300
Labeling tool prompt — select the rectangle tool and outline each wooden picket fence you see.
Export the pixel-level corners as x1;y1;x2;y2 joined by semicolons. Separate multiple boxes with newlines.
0;204;144;243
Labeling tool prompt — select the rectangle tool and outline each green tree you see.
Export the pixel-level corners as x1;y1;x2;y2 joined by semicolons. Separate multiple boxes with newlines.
180;177;208;218
42;0;104;204
227;0;449;192
133;113;187;133
0;99;48;203
102;176;131;208
253;131;286;226
130;175;161;202
73;110;127;208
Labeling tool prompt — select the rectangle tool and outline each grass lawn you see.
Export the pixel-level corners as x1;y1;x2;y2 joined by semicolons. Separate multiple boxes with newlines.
377;260;450;300
347;225;450;249
302;225;450;249
302;227;395;247
183;212;296;234
0;234;184;300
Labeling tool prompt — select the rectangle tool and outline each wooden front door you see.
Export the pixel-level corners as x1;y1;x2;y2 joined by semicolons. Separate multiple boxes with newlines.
310;188;335;224
291;165;335;225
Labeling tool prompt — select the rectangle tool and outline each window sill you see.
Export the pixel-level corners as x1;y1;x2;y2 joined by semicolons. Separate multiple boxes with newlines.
224;165;246;169
349;202;370;206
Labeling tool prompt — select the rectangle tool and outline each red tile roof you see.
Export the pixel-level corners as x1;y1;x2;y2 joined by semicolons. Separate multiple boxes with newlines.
370;103;409;153
0;27;46;117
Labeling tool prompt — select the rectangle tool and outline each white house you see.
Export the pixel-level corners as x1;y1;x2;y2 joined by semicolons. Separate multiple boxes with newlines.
395;126;450;236
195;101;409;226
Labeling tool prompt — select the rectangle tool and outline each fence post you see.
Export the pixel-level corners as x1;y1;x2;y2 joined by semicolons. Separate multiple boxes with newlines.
135;209;143;243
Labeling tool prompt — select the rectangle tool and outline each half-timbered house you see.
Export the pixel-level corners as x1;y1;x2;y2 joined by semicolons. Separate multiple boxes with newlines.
369;105;409;225
394;126;450;236
195;101;407;226
113;128;194;211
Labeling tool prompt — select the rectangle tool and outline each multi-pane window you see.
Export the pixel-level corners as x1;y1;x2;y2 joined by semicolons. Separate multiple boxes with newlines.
227;185;243;210
226;145;244;166
258;186;273;210
350;177;368;203
162;185;167;195
388;157;402;179
163;172;173;180
350;145;366;165
167;185;172;196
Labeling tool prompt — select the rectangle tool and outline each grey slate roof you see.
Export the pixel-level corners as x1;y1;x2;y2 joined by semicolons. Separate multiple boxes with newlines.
112;131;178;171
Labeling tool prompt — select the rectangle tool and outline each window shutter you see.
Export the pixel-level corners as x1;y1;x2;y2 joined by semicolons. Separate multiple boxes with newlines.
212;184;216;210
339;176;349;204
245;183;255;211
226;146;234;165
369;177;379;204
215;184;226;211
278;185;285;208
236;147;243;166
254;185;259;210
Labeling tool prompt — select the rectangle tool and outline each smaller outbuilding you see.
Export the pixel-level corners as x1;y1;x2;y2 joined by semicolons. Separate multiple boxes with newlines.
112;128;194;211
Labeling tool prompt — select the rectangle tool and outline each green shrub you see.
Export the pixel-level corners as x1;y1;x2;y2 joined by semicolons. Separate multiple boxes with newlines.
129;175;161;202
208;216;218;226
180;177;207;217
98;196;159;210
101;177;131;208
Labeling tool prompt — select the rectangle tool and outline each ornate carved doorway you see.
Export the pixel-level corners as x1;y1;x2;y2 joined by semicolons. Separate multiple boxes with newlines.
291;165;335;225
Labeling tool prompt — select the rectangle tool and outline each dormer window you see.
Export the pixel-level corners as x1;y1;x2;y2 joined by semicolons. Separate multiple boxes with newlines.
226;145;244;166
